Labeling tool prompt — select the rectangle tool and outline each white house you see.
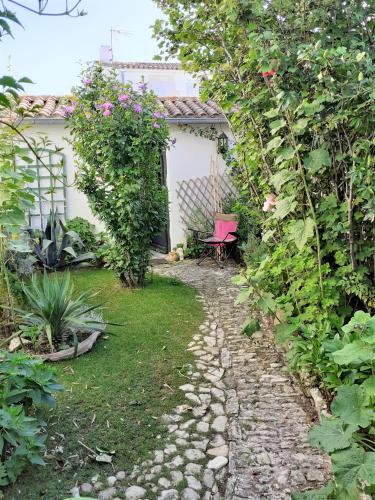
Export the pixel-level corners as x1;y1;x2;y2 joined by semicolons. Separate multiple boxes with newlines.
19;62;233;252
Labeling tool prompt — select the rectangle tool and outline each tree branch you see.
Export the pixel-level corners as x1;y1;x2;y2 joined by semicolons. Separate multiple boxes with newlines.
7;0;85;17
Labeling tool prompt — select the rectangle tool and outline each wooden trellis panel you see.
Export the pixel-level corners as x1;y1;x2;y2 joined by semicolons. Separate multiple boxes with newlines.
177;174;236;230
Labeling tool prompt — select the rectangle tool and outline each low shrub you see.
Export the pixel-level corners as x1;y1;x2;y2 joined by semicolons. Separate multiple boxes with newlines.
0;351;63;486
15;271;106;353
65;217;97;254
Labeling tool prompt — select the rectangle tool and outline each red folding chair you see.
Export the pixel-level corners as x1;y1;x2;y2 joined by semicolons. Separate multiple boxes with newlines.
190;213;239;268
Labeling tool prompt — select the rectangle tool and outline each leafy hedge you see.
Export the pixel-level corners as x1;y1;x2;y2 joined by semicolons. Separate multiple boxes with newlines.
154;1;375;497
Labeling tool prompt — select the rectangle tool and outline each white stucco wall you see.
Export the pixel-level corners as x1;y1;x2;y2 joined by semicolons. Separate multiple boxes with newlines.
118;68;199;97
25;121;104;231
166;123;231;248
25;120;231;248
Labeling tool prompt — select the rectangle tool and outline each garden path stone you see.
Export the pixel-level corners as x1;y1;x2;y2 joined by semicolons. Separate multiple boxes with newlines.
86;261;329;500
158;489;179;499
81;482;93;494
185;448;205;461
98;487;117;500
124;485;146;499
181;488;200;500
116;471;127;480
208;456;228;470
107;476;117;487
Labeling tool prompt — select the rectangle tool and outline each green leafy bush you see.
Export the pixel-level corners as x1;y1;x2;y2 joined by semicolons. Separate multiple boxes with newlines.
15;271;106;352
65;216;97;254
94;232;113;267
0;351;63;486
67;64;170;287
155;0;375;496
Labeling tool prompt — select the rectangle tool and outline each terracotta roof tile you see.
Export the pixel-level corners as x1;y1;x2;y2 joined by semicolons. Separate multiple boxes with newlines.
16;95;225;121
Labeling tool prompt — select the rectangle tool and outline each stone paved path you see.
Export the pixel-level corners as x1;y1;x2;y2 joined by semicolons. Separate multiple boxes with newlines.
154;261;330;500
78;261;329;500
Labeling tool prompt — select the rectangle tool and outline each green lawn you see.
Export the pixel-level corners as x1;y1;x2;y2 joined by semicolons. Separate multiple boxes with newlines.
5;268;203;500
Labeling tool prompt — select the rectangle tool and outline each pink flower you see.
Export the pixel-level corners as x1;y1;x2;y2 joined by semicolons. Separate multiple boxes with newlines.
118;94;129;103
139;83;147;91
83;78;92;86
85;112;92;119
153;111;163;119
103;109;112;117
153;122;160;128
261;69;276;78
133;103;142;113
102;101;114;110
62;102;76;117
262;193;277;212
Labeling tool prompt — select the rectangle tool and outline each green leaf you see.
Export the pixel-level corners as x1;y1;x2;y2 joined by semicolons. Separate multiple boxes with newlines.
242;318;261;337
331;340;374;365
266;135;284;152
264;108;279;118
18;76;34;84
269;119;286;135
309;415;357;453
231;274;247;286
356;52;366;62
332;445;375;487
63;246;77;258
275;322;299;345
235;287;252;304
292;118;309;134
289;218;315;250
0;75;23;90
304;148;331;174
275;147;296;164
0;93;11;108
331;385;374;427
262;229;275;243
361;376;375;397
257;292;276;313
273;196;297;219
270;169;294;192
342;311;371;334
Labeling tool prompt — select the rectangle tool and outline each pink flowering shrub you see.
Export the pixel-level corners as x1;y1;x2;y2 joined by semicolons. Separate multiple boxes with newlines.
262;194;277;212
67;63;172;287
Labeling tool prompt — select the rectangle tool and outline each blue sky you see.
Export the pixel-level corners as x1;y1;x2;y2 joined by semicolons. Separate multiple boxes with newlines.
1;0;167;95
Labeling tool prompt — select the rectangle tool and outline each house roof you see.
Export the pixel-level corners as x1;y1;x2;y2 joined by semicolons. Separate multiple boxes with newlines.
16;95;226;123
103;61;182;70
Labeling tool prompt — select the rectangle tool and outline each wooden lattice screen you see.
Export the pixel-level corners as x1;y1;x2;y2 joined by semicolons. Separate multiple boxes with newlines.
17;149;66;229
176;174;236;230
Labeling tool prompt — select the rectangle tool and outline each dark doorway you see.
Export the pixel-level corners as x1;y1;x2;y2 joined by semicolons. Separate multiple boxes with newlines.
151;151;170;254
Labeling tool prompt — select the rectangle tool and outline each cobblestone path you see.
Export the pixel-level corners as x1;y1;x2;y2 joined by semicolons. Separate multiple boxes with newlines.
154;261;330;500
80;261;329;500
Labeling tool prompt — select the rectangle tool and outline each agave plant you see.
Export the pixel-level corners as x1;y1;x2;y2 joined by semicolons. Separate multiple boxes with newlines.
15;271;106;352
29;209;95;270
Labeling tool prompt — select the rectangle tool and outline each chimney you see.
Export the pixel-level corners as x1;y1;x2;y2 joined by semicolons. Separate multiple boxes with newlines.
99;45;113;64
